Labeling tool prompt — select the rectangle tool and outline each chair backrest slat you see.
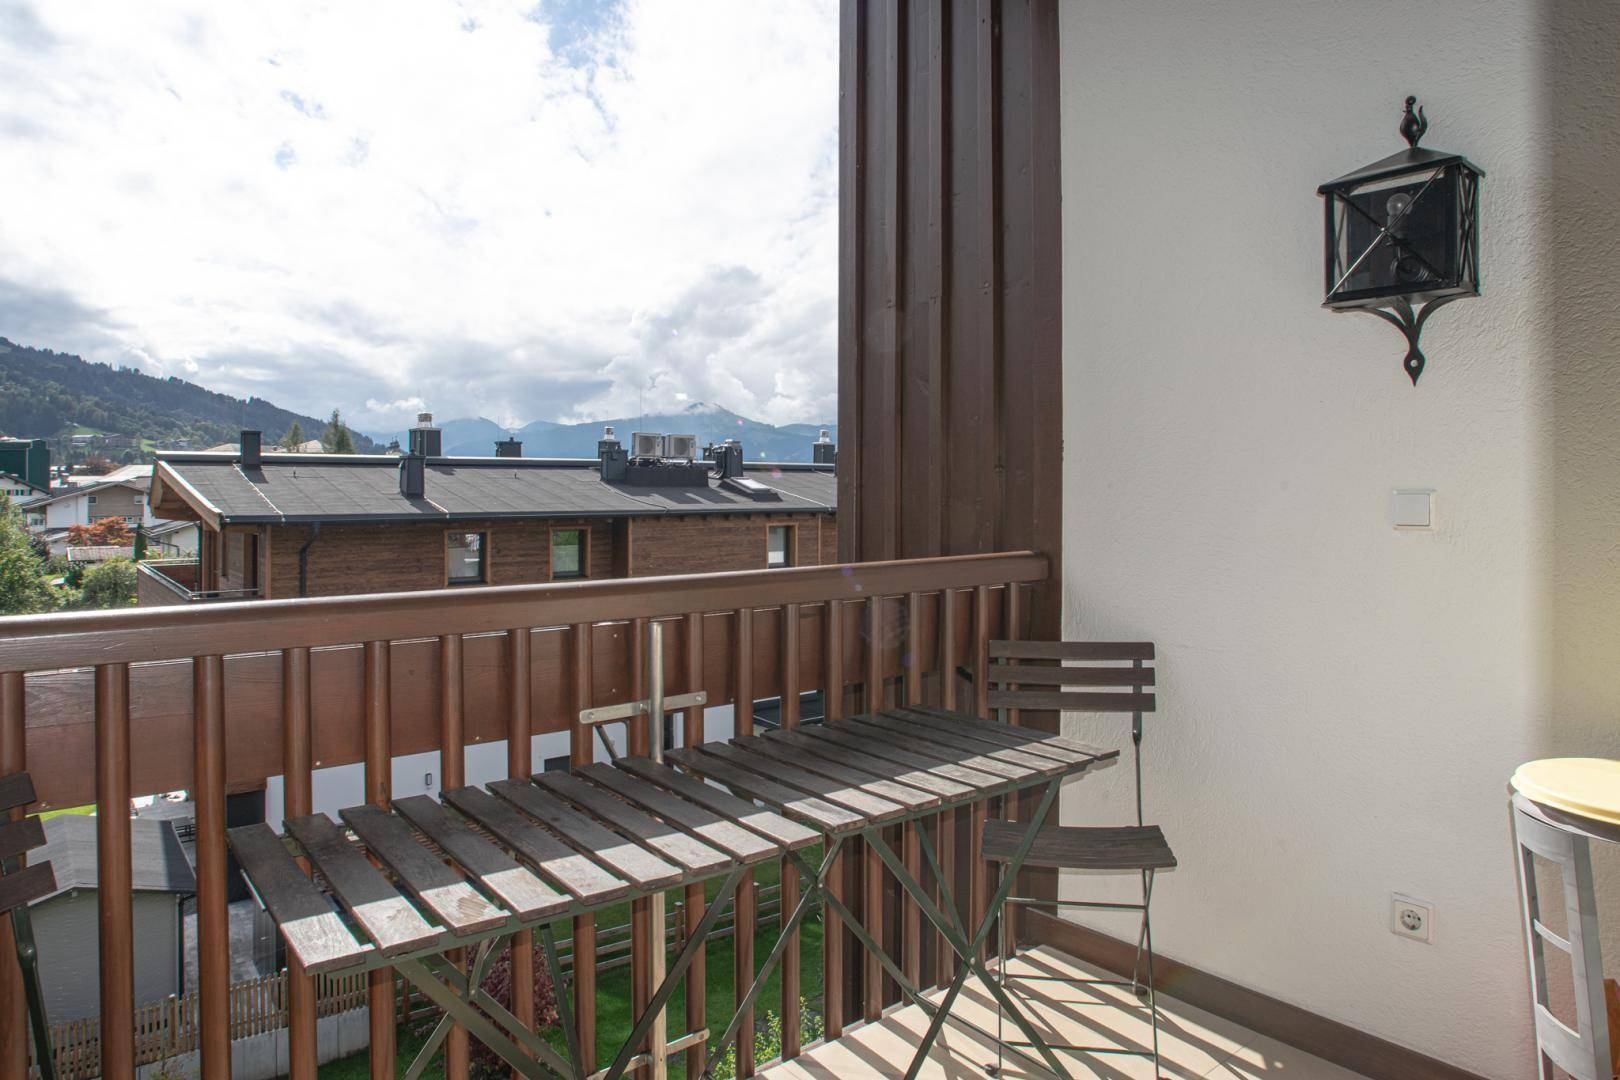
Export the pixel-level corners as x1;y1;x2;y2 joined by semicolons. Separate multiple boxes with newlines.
0;771;36;814
988;689;1155;713
987;664;1154;688
989;640;1154;661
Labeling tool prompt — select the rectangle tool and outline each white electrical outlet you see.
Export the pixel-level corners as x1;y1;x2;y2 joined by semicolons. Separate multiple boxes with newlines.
1391;893;1433;942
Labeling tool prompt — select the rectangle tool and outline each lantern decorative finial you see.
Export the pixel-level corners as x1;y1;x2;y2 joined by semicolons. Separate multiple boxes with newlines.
1400;95;1427;149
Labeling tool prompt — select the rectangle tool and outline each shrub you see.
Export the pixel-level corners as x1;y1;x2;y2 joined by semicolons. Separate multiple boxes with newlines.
445;942;560;1080
76;557;137;609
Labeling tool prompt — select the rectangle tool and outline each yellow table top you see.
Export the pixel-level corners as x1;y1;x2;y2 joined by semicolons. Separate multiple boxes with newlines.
1512;758;1620;828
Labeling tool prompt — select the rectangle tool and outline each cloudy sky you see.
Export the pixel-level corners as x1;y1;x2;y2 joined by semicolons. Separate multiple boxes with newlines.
0;0;838;432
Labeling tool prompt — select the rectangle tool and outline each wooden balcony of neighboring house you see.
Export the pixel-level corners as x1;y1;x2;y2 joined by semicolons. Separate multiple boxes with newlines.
134;559;262;606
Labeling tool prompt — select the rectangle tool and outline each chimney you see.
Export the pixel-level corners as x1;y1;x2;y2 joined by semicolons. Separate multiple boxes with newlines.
812;428;836;465
705;439;745;479
495;437;523;458
407;412;442;458
399;453;425;499
240;430;262;467
598;425;627;482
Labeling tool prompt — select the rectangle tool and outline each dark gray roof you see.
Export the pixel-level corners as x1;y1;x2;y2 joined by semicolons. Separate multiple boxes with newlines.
156;453;836;525
32;813;197;902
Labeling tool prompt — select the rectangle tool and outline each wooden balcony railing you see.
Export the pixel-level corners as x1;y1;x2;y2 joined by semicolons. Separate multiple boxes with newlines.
0;550;1044;1080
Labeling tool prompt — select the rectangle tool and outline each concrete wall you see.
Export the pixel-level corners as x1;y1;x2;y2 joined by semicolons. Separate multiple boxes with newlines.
33;890;181;1021
1057;3;1620;1076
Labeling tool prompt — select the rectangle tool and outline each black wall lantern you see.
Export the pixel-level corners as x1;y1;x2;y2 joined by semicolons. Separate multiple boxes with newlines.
1319;96;1483;384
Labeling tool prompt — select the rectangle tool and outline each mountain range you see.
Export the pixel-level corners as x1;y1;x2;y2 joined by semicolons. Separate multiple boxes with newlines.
369;403;837;463
0;338;377;454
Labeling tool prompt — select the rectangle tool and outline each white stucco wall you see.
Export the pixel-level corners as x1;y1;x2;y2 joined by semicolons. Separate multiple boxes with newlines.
1058;3;1620;1077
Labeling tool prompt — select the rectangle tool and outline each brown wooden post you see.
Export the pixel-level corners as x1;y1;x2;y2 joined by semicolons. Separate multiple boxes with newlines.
440;634;470;1080
901;592;924;988
363;642;395;1079
779;603;802;1059
193;655;231;1079
820;600;846;1038
732;606;756;1075
628;618;651;1080
96;662;134;1080
569;622;597;1075
862;596;884;1019
0;671;27;1078
682;612;707;1076
934;589;960;985
282;647;317;1080
507;627;536;1075
969;587;991;958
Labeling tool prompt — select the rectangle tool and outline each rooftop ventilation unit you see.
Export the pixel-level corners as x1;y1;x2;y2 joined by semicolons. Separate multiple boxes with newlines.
664;434;698;462
631;432;665;460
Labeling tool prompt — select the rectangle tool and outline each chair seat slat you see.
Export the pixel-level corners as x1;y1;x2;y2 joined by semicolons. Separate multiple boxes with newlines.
981;821;1176;871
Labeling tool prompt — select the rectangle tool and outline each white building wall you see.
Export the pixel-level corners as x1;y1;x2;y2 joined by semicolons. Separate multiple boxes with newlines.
1057;4;1620;1077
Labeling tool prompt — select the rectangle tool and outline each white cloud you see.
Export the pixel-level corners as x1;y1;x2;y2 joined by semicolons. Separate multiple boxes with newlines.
0;0;838;431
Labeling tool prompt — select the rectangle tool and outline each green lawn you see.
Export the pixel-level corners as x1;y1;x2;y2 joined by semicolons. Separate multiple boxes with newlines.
38;804;96;820
319;854;826;1080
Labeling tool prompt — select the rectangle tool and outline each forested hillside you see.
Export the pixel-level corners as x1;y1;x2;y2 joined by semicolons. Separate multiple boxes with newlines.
0;338;374;456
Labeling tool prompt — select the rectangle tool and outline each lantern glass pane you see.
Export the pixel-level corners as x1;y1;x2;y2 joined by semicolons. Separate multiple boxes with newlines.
1333;169;1458;301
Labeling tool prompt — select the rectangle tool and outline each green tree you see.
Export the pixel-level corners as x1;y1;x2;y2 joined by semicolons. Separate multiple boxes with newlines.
321;409;355;454
0;493;54;615
280;420;306;450
76;558;137;610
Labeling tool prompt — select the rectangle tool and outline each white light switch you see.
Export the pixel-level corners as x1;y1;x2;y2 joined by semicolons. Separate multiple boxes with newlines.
1390;489;1434;529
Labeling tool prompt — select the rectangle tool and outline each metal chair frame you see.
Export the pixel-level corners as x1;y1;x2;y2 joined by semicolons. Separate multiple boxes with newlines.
985;647;1165;1078
1;771;58;1080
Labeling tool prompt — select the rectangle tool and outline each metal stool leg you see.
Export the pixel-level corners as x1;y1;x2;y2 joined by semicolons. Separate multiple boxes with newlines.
1142;869;1161;1078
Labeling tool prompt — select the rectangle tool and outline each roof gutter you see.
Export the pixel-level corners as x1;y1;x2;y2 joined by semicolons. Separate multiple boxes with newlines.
297;522;322;598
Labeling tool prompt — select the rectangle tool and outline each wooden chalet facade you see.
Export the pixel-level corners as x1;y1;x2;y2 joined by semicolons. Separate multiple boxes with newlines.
143;427;837;603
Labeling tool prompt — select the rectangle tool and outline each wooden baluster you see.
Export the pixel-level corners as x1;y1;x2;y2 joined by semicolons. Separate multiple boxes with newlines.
934;590;959;986
282;647;317;1080
569;622;597;1075
901;593;924;989
363;642;394;1080
507;627;536;1076
627;619;652;1079
194;655;230;1079
820;600;846;1040
0;671;27;1078
969;587;991;960
862;596;885;1019
441;634;470;1080
732;606;756;1076
780;603;802;1059
96;662;134;1080
682;611;708;1076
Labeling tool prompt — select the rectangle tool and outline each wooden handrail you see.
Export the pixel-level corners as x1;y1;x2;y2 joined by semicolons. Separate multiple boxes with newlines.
0;551;1045;673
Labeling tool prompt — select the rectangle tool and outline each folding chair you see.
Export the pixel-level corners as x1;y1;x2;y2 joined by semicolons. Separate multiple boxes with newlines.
1;771;57;1080
979;640;1175;1077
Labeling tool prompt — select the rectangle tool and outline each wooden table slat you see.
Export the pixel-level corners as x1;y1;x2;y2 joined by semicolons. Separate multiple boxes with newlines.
284;814;442;956
488;779;684;890
340;804;510;935
392;795;568;920
226;824;369;974
739;732;944;810
536;771;733;876
798;722;1004;794
897;705;1116;765
863;713;1070;777
443;786;628;904
761;728;975;802
699;742;906;823
614;757;821;850
580;763;782;864
666;748;864;833
835;717;1040;782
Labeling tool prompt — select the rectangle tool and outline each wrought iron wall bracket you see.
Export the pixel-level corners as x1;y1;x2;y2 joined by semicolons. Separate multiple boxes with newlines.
1358;293;1464;386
